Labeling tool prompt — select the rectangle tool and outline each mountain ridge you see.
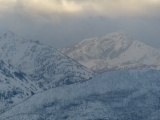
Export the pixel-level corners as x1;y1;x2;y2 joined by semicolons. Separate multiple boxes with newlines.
60;30;160;72
0;31;94;111
0;31;94;88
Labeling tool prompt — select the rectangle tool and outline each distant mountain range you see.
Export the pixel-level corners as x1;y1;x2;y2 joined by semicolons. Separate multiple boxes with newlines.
60;31;160;72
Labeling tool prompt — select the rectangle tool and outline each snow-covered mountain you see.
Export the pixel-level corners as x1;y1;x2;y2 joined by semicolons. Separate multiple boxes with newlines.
1;31;160;120
0;31;94;90
0;60;37;111
1;69;160;120
60;31;160;72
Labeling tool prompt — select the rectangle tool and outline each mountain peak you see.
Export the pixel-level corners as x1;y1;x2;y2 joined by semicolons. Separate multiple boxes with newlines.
0;32;94;88
60;31;160;72
3;31;17;38
112;30;127;35
78;30;130;47
103;30;129;41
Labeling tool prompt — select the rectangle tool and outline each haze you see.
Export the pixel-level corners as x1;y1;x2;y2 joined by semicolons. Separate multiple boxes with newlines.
0;0;160;48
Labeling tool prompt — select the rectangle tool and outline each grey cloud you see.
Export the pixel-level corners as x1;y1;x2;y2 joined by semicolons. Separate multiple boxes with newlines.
0;0;160;49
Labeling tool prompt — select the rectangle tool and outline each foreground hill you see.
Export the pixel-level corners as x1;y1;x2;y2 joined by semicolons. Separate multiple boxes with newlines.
60;31;160;72
0;31;94;90
1;69;160;120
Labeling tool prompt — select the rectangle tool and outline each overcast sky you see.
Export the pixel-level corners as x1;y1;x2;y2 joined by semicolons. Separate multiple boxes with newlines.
0;0;160;48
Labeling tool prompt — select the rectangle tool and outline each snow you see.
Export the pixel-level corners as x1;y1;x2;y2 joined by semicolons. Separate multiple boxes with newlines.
0;31;160;119
0;31;94;113
0;31;94;90
1;69;160;120
0;60;37;111
60;31;160;72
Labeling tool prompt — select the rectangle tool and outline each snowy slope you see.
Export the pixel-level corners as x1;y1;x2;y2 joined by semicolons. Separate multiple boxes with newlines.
0;31;94;90
0;60;38;111
60;31;160;72
1;69;160;120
